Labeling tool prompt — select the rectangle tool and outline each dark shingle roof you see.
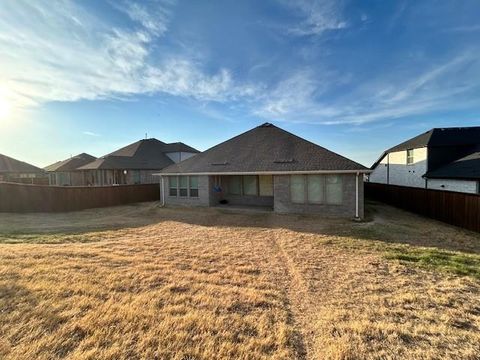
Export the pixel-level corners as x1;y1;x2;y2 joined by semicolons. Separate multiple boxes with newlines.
386;130;433;153
0;153;44;174
387;127;480;153
78;138;199;170
44;153;96;172
160;123;368;174
372;126;480;169
425;151;480;180
164;142;199;153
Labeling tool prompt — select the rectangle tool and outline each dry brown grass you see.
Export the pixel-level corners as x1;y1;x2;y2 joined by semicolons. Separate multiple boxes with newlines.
0;202;479;359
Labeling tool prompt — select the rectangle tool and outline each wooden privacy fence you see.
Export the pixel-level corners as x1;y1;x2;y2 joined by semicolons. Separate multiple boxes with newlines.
365;182;480;232
0;182;160;213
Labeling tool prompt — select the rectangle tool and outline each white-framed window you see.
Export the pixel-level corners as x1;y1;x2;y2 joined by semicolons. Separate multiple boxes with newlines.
290;175;306;203
307;175;325;204
169;176;178;196
325;175;343;205
407;149;414;165
189;176;199;197
169;176;199;198
290;174;343;205
179;176;188;197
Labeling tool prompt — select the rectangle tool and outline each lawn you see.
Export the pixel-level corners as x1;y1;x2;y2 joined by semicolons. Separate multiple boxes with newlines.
0;202;479;359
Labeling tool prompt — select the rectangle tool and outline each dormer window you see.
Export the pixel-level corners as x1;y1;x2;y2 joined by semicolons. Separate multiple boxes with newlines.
407;149;414;165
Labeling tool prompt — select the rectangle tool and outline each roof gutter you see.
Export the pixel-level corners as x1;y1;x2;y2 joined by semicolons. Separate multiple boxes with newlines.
153;169;372;176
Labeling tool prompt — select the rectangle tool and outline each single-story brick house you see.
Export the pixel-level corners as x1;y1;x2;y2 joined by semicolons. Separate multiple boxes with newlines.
0;153;47;184
44;153;96;186
77;138;199;186
157;123;370;218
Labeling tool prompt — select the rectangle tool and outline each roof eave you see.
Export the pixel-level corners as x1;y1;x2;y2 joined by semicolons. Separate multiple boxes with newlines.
153;169;372;176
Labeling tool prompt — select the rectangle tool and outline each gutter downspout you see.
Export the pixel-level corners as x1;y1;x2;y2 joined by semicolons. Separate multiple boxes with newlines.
355;172;360;220
160;176;165;207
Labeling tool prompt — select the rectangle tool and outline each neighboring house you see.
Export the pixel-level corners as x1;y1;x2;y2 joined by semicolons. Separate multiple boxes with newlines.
157;123;370;218
44;153;96;186
77;138;199;186
369;127;480;194
0;153;47;184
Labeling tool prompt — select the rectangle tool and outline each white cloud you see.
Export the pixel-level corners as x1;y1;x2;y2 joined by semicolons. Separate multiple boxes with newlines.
0;0;255;114
110;0;171;36
283;0;347;36
83;131;100;137
255;52;480;125
446;25;480;33
255;70;319;117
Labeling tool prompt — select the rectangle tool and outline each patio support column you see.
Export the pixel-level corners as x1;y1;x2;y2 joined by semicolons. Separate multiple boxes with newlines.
160;176;165;206
355;172;359;219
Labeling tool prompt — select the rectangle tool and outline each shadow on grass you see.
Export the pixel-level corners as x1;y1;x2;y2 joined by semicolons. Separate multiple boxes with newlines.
1;200;480;279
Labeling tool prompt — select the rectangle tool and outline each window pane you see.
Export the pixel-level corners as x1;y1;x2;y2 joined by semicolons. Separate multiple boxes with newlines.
228;176;241;195
326;175;343;205
189;176;199;197
189;176;198;189
132;170;141;184
290;175;305;203
190;189;199;197
168;176;177;196
259;175;273;196
179;176;188;188
307;175;324;203
179;176;188;197
407;149;414;164
243;175;257;196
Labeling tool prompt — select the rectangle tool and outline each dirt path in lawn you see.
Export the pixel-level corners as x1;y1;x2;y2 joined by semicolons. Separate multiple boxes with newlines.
268;230;313;359
266;228;366;359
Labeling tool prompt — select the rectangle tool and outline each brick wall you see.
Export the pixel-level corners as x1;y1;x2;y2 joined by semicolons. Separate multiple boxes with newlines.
370;148;428;188
162;175;210;207
427;178;478;194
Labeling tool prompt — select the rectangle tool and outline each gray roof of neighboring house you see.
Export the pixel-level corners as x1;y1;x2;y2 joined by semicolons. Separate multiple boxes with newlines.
387;127;480;153
162;142;199;153
44;153;97;172
78;138;200;170
0;153;44;174
372;126;480;169
159;123;369;174
424;151;480;180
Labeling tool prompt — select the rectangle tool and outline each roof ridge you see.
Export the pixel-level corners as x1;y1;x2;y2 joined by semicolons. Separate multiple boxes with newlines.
431;126;480;130
160;122;368;174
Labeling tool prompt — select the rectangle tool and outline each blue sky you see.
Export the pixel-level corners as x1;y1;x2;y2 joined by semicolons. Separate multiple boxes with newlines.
0;0;479;167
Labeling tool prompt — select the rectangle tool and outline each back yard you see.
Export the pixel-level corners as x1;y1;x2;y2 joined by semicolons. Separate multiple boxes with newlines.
0;202;479;359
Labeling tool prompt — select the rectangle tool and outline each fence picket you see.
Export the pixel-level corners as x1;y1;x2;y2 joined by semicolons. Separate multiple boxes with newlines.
0;182;160;213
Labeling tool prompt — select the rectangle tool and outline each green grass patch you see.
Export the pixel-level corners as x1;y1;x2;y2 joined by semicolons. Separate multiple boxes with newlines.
385;248;480;278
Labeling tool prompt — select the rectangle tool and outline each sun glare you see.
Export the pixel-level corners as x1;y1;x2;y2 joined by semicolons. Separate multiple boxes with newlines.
0;92;11;120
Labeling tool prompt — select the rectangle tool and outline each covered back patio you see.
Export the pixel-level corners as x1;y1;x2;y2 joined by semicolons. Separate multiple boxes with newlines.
210;175;274;210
